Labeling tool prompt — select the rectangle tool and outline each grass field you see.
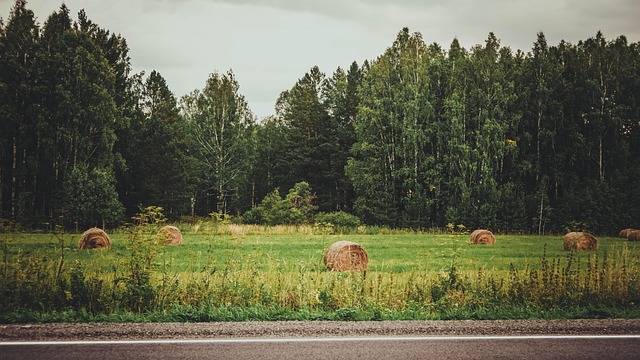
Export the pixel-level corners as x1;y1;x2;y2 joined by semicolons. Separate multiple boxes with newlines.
8;230;637;272
1;225;640;322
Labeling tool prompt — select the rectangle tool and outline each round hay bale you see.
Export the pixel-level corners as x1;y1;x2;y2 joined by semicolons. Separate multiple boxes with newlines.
562;232;597;251
79;227;111;250
619;228;635;238
323;241;368;272
470;229;496;245
157;225;183;245
627;230;640;242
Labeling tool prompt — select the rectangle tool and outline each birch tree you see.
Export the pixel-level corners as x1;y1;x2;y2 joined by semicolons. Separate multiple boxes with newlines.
181;70;255;215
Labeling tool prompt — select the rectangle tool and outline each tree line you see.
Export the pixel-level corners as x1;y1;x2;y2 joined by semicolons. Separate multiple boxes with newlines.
1;1;640;234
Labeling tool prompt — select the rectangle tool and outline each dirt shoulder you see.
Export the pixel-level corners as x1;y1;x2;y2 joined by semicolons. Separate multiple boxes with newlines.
1;319;640;341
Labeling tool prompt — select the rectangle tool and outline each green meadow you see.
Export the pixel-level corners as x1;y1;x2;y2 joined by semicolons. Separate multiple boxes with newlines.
1;226;640;322
8;230;637;275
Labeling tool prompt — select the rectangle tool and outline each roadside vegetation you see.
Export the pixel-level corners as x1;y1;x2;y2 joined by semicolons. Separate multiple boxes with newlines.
1;221;639;323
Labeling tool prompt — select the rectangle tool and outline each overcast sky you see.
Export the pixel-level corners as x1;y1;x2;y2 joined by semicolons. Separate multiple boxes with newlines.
2;0;639;119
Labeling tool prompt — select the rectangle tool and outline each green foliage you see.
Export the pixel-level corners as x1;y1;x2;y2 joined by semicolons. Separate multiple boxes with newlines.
1;2;127;228
181;70;255;216
241;207;263;225
274;66;346;213
117;70;194;218
135;206;167;226
69;260;106;314
63;165;124;228
284;182;317;224
244;182;317;225
256;189;289;226
315;211;361;230
116;233;158;312
209;212;234;224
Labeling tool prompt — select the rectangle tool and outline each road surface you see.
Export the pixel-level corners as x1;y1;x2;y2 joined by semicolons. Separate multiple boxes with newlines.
1;320;639;359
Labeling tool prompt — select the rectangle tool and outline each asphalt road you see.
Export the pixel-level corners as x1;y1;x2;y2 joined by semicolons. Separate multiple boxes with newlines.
3;335;640;360
2;320;640;359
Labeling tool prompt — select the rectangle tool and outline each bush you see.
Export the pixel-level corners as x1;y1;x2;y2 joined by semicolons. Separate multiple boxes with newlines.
315;211;360;229
63;165;124;229
242;207;263;224
241;182;317;226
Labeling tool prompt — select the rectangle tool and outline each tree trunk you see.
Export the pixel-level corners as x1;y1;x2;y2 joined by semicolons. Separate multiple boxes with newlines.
538;192;544;235
599;136;604;182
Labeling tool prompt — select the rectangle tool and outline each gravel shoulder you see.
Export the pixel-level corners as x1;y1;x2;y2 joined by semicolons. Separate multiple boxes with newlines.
1;319;640;341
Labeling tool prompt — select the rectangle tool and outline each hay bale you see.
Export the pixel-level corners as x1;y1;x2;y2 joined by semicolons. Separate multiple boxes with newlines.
619;228;635;238
157;225;183;245
79;227;111;250
562;232;597;251
323;241;368;271
470;229;496;245
627;230;640;242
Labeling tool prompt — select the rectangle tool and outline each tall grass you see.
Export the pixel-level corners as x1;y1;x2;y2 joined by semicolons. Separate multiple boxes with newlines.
1;225;639;322
167;221;447;236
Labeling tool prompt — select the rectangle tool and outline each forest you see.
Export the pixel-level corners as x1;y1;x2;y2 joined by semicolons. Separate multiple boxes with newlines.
1;1;640;234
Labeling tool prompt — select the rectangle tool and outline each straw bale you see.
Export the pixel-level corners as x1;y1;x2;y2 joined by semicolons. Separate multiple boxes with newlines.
619;229;635;238
627;230;640;242
157;225;183;245
470;229;496;245
562;231;597;251
323;241;368;272
79;227;111;250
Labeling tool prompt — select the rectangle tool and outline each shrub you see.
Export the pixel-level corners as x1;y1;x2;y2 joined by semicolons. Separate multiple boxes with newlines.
242;182;317;226
63;165;124;229
315;211;361;230
136;206;167;225
241;208;263;224
284;182;316;224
